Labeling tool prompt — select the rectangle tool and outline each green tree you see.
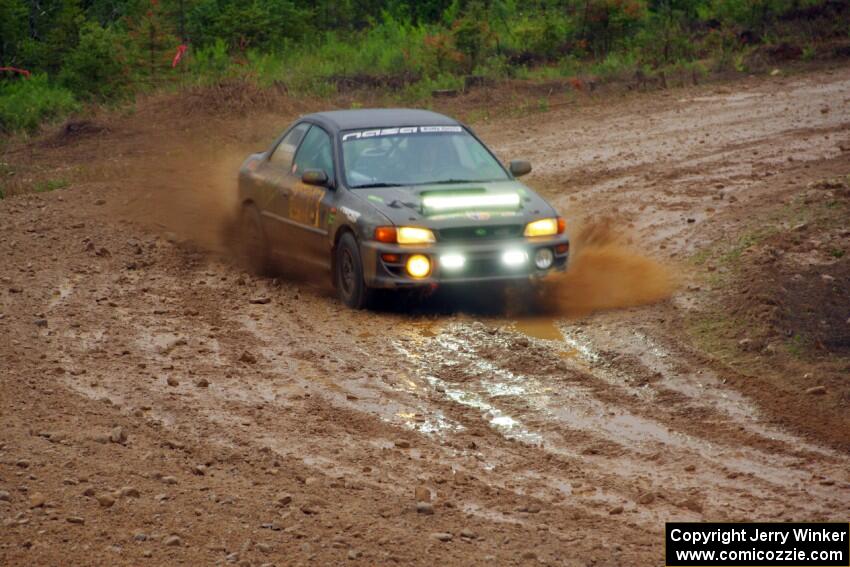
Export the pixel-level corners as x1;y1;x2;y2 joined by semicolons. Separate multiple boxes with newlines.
187;0;307;51
0;0;28;65
450;2;497;72
59;21;133;100
644;0;707;63
12;0;86;72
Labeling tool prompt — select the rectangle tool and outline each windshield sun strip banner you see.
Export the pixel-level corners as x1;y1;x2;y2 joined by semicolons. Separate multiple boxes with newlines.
342;126;463;141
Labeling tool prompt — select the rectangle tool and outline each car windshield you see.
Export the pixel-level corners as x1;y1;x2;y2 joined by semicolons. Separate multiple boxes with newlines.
341;127;509;188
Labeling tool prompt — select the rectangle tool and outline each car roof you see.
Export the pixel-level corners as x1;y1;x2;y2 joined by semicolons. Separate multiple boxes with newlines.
301;108;459;133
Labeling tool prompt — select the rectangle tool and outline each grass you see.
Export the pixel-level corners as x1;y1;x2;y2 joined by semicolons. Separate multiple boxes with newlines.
687;174;850;367
687;313;742;360
34;178;69;193
464;108;492;124
0;163;13;200
690;247;711;266
786;333;809;358
0;165;69;199
718;230;766;264
0;74;80;133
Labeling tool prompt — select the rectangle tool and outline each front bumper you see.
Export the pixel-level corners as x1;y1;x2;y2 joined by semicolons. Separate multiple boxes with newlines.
361;235;570;288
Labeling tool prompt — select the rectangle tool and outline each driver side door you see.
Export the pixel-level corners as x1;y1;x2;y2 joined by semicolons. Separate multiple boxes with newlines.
286;125;335;269
255;122;309;254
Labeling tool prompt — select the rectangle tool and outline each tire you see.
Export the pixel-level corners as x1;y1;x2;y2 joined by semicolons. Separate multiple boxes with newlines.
239;204;271;275
334;232;373;309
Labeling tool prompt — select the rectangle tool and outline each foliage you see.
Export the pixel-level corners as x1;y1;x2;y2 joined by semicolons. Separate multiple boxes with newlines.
59;22;134;100
511;14;576;61
450;3;497;72
34;178;70;192
0;74;80;133
187;0;308;50
0;0;847;130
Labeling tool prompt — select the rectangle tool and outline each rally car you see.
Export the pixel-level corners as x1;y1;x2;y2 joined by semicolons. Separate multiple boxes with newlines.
237;108;569;308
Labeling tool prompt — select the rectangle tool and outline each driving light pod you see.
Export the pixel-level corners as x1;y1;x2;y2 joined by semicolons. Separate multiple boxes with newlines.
397;226;436;244
422;193;520;212
534;248;554;269
440;253;466;270
502;249;528;267
524;217;563;237
406;254;432;278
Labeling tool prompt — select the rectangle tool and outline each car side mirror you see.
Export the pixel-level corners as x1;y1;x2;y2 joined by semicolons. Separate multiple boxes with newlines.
302;169;331;187
509;160;532;177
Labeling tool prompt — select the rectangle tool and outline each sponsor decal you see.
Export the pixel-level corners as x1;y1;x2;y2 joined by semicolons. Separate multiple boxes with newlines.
465;211;491;221
339;206;361;222
288;183;325;227
342;125;463;142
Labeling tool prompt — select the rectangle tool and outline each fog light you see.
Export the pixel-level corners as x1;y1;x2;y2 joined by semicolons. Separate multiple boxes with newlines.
534;248;554;269
502;249;527;267
406;254;431;278
440;253;465;270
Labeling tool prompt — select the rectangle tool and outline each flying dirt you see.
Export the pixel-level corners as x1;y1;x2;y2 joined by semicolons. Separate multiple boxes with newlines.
539;218;677;317
1;67;849;566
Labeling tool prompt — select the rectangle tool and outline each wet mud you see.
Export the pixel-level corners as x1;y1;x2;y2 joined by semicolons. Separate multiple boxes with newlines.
2;67;850;566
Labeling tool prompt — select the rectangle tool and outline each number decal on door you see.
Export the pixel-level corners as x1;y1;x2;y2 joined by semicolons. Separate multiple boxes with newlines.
288;182;325;227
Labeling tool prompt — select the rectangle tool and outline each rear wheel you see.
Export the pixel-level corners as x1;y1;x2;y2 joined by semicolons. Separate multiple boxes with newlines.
335;232;372;309
239;204;271;275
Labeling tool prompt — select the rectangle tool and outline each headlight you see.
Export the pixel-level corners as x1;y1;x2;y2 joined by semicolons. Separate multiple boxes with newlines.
524;217;564;237
397;226;436;244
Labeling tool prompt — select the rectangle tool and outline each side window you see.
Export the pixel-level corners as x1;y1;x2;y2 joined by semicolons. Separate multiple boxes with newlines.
269;123;309;169
293;126;334;177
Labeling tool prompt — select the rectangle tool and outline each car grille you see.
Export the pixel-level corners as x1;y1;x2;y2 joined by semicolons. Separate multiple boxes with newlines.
438;224;524;242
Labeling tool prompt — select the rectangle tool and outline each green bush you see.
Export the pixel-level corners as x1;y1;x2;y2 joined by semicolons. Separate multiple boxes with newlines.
187;0;307;51
510;15;575;61
59;22;133;101
0;74;80;133
1;0;849;135
451;8;497;72
188;39;235;83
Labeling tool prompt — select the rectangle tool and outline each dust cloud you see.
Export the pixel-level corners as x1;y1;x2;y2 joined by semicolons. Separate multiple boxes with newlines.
116;142;246;253
538;218;678;317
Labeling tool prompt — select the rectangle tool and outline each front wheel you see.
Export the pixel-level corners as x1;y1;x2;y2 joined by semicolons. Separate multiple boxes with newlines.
334;232;373;309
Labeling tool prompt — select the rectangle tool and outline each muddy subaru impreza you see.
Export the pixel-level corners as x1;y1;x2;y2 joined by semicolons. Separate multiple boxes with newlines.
237;108;569;308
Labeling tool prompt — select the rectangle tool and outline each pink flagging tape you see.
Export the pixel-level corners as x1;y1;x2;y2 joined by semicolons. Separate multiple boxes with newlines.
172;44;188;68
0;67;31;78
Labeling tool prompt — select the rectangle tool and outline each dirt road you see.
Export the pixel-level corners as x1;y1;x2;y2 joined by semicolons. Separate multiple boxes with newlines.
1;67;849;565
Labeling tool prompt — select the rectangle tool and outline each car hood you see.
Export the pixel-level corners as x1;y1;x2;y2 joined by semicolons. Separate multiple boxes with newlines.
353;180;556;228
